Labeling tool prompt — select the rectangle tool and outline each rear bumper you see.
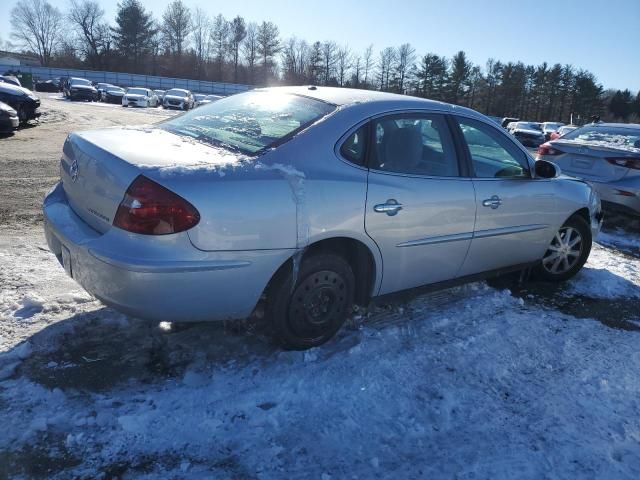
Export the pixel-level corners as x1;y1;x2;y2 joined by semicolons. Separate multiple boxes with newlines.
590;180;640;216
43;182;293;322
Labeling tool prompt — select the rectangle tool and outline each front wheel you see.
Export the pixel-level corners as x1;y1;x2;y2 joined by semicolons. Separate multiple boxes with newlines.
266;254;355;350
535;215;592;282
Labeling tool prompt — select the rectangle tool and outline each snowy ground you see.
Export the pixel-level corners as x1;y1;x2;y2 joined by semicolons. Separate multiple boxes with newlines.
1;225;640;479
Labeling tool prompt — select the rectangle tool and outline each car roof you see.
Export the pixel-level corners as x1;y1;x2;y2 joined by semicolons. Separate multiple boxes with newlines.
252;86;490;121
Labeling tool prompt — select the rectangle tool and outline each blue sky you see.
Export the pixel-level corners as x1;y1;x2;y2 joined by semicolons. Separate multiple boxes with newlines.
1;0;638;90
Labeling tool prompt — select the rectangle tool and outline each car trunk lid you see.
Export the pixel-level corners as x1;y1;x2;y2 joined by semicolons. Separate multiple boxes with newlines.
60;127;247;233
549;140;638;182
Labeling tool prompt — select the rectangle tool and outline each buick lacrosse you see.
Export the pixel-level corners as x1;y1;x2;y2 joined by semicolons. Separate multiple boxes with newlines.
44;87;602;349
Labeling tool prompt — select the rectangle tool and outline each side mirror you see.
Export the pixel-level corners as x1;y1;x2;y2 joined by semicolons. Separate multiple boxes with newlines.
535;159;560;179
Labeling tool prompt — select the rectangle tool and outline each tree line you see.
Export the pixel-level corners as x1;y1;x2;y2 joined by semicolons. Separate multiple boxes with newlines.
7;0;639;123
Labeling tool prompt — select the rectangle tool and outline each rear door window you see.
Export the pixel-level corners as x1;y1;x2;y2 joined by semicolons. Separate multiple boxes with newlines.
370;114;460;177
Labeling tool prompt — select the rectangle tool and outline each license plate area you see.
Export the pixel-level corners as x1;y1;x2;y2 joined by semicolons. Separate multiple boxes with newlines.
61;244;73;277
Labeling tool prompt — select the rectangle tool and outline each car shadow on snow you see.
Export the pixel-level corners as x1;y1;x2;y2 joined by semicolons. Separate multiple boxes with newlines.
12;307;279;392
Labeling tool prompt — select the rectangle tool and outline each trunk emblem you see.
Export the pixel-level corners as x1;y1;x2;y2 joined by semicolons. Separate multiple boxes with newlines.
70;159;79;182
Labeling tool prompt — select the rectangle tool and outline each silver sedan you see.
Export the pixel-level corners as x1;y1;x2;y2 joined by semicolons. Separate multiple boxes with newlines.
43;87;602;349
537;122;640;216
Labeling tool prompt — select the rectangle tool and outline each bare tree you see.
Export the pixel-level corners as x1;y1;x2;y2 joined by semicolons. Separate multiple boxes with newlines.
352;54;362;87
228;16;247;83
68;0;110;69
307;41;323;84
10;0;64;66
336;45;352;87
395;43;416;93
281;37;309;84
243;22;259;84
191;7;211;79
210;14;229;81
377;47;397;91
256;21;280;84
162;0;191;57
321;41;338;85
363;44;374;87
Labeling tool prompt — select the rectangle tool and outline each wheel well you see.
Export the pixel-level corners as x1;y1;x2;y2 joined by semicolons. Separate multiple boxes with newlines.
265;238;377;307
571;207;590;226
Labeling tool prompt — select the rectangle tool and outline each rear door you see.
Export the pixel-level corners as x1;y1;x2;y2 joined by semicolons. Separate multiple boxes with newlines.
454;116;557;276
363;112;476;295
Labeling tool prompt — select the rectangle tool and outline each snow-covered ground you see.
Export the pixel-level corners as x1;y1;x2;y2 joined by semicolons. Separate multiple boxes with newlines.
1;227;639;479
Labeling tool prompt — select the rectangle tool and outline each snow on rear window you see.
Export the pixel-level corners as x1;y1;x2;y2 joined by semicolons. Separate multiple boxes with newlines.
160;91;336;155
561;126;640;152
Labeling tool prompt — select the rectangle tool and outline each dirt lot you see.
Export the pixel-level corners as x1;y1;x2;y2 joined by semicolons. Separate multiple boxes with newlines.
0;94;177;226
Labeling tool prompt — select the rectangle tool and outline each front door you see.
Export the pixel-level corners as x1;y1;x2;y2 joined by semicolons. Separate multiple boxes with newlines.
363;113;477;295
454;116;557;276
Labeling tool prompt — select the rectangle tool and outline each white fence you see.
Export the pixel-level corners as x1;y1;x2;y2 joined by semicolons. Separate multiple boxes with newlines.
0;64;252;95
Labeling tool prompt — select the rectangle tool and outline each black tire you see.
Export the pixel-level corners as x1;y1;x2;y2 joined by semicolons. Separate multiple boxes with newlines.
266;254;355;350
534;215;592;282
16;105;27;125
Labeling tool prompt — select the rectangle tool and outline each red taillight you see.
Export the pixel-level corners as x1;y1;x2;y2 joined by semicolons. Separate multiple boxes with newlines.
113;176;200;235
605;157;640;170
536;143;564;156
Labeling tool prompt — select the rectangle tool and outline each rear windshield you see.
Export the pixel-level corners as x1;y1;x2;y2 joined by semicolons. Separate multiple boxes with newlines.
160;91;336;155
562;126;640;150
517;122;542;131
166;89;188;96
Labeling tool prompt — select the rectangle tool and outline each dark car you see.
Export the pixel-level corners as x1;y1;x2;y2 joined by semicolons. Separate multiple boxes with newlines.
95;83;116;100
102;86;125;104
64;77;98;101
0;83;41;124
0;100;19;133
35;79;61;92
508;121;546;147
0;75;22;87
501;117;519;128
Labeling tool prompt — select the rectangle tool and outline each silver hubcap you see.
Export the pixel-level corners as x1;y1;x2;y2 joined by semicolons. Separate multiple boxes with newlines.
542;226;583;274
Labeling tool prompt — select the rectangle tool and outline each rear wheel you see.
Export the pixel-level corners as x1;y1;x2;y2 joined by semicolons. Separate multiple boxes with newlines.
267;254;355;350
535;215;591;282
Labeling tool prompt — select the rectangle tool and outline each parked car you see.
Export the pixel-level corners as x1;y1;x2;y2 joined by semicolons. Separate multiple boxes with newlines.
541;122;565;141
537;122;640;216
549;124;579;141
0;83;41;124
501;117;519;128
0;101;19;133
122;87;158;108
193;93;208;107
95;83;116;100
162;88;194;110
488;115;502;125
0;75;22;87
35;79;61;92
508;121;546;147
197;94;223;107
64;77;98;101
43;87;602;350
102;86;126;104
153;90;166;105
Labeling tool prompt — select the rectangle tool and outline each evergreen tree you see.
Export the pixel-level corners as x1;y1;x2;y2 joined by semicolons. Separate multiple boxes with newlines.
111;0;156;71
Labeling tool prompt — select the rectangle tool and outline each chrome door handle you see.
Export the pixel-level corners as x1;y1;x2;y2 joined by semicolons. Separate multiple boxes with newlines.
482;195;502;209
374;199;403;216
